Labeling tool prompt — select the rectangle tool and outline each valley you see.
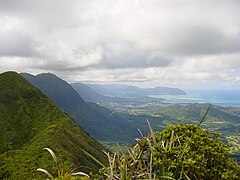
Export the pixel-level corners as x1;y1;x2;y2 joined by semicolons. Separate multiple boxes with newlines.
72;82;240;159
19;73;240;152
99;98;240;146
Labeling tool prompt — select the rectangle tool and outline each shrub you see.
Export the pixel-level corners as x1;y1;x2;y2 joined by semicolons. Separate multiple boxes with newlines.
99;123;240;179
154;124;240;179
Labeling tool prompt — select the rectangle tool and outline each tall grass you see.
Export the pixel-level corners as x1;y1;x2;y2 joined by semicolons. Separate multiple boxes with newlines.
99;119;179;179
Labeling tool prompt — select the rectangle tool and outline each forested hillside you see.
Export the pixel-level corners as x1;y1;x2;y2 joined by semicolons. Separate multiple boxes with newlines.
0;72;107;179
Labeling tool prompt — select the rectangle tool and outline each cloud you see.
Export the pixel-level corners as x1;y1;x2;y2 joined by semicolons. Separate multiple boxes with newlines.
160;25;240;55
0;0;240;87
0;56;46;73
33;43;103;70
0;16;35;57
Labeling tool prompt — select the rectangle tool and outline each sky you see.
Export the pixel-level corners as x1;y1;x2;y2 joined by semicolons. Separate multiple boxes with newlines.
0;0;240;88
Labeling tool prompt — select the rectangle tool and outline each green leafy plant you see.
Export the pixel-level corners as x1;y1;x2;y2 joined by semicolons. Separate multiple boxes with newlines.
153;124;240;179
99;105;240;179
98;120;175;179
0;72;108;179
37;148;90;180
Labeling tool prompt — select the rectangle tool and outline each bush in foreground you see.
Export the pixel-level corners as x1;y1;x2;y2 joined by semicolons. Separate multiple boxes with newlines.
98;123;240;179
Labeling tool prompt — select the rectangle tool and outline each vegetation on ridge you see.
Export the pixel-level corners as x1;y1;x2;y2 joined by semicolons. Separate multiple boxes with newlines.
0;72;108;179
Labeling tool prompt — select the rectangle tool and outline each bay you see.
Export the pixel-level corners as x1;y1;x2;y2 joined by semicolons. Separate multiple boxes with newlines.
151;89;240;107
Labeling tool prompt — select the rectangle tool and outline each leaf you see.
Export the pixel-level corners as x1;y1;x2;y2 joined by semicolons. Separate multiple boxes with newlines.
197;104;211;128
121;152;128;180
71;171;90;178
184;172;191;180
169;130;174;151
36;168;54;179
138;128;144;139
147;119;156;144
81;148;105;168
43;148;58;167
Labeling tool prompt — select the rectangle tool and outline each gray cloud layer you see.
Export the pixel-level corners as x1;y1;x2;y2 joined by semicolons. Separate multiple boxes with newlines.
0;0;240;87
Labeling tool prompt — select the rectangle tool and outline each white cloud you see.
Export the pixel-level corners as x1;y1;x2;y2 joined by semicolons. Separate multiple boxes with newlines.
0;56;46;73
0;0;240;87
33;42;103;70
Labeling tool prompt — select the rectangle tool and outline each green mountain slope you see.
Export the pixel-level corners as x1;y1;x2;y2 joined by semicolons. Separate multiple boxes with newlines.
21;73;143;143
0;72;107;179
21;73;87;111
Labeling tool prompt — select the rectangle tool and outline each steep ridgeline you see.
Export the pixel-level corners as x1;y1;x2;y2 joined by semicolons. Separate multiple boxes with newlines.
0;72;107;179
21;73;141;143
87;84;186;98
21;73;87;112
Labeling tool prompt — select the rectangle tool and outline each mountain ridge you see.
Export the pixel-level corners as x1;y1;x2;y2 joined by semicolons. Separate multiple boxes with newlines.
0;71;107;179
87;83;186;98
21;72;141;143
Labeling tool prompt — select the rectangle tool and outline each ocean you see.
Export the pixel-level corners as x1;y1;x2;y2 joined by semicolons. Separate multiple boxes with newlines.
151;89;240;107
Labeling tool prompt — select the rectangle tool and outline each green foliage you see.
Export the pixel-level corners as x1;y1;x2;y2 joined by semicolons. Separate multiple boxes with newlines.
227;135;240;153
37;148;90;180
154;124;240;179
0;72;107;179
99;123;240;179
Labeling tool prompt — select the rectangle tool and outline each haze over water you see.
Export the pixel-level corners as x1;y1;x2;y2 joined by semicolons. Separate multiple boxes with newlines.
152;89;240;107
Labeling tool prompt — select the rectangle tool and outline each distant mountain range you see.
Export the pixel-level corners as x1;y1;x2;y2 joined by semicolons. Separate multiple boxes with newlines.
0;72;107;179
86;83;186;98
71;82;125;103
71;82;167;104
